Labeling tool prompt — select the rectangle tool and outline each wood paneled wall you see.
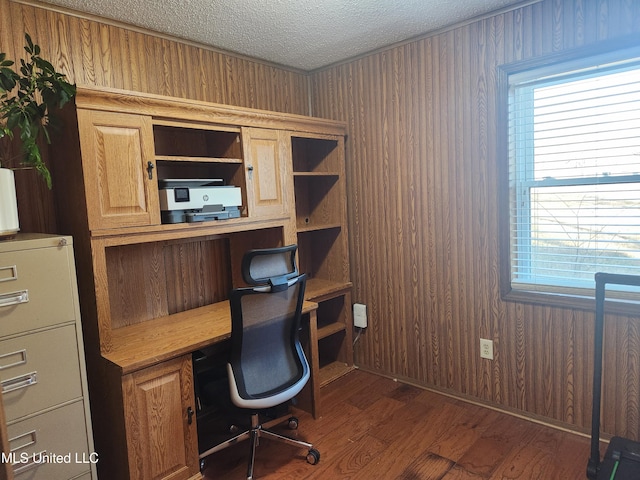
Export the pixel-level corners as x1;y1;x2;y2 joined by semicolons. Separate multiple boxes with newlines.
4;0;640;441
310;0;640;439
1;0;309;233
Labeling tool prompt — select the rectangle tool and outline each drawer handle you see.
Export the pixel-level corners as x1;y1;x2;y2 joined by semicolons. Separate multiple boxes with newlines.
0;265;18;283
0;349;27;370
12;450;46;475
0;289;29;307
9;429;37;452
1;371;37;393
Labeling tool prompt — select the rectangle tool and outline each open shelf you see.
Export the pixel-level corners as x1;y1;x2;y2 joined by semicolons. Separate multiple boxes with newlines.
294;175;341;230
297;223;342;234
315;294;348;330
291;135;340;173
294;172;340;177
155;158;246;194
153;124;242;159
297;228;347;283
318;321;346;340
318;361;353;387
291;132;352;405
155;155;242;164
306;278;352;302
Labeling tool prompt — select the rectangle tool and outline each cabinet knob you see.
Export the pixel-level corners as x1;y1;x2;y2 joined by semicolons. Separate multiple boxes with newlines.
147;161;155;180
187;406;194;425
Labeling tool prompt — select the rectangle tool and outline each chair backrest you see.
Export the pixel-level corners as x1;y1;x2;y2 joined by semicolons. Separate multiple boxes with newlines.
228;246;308;403
241;244;298;288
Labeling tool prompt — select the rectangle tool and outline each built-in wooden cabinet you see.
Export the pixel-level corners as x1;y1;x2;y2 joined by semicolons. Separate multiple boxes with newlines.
51;86;352;479
76;109;158;230
242;127;290;219
291;134;353;387
122;355;199;480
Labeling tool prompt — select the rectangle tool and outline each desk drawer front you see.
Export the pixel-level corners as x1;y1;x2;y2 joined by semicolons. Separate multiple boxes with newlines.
1;325;83;422
0;248;76;337
7;400;93;480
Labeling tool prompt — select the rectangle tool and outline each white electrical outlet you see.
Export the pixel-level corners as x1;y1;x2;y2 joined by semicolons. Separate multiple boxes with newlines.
480;338;494;360
353;303;367;328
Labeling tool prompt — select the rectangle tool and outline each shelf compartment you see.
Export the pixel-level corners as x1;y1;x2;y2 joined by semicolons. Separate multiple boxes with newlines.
297;228;348;284
318;361;353;387
318;321;346;340
291;135;340;173
318;327;353;387
153;124;242;159
294;172;340;178
315;294;348;331
105;237;233;330
294;175;342;230
156;155;242;164
102;227;284;331
306;278;352;302
156;159;245;192
297;223;342;234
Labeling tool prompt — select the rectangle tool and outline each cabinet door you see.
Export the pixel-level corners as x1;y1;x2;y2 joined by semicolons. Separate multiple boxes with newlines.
122;356;199;480
242;127;290;219
77;109;160;230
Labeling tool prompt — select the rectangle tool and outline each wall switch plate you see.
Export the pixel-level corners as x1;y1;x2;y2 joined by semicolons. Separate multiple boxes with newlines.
480;338;494;360
353;303;367;328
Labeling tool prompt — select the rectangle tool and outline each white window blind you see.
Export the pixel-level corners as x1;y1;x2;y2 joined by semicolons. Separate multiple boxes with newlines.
508;52;640;295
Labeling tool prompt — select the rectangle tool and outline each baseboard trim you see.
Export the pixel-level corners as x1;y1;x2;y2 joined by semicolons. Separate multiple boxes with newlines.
352;365;605;443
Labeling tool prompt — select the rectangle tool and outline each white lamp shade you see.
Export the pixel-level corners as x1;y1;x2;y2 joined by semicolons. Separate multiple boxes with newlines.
0;168;20;236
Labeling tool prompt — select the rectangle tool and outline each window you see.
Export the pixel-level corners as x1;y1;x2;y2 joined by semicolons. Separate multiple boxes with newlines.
501;42;640;301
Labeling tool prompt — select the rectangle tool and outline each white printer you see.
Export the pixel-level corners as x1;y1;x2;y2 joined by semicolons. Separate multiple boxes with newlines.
158;179;242;224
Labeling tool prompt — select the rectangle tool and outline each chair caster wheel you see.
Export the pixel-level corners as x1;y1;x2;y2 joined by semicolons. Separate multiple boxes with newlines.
288;416;299;429
306;448;320;465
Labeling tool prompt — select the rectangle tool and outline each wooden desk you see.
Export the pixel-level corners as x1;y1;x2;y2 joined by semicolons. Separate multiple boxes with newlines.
103;299;320;413
94;299;319;480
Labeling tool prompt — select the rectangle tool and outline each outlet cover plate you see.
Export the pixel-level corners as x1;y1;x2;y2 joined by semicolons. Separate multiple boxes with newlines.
354;303;367;328
480;338;494;360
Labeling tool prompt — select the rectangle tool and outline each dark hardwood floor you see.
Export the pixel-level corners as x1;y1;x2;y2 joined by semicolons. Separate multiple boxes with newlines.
201;369;592;479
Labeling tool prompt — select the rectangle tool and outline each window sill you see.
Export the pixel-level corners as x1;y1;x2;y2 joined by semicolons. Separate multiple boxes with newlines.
502;288;640;317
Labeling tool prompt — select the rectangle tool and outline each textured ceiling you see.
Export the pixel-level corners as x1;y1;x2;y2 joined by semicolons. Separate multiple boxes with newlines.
39;0;526;71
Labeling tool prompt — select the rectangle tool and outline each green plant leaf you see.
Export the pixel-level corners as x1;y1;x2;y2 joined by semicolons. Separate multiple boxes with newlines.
0;32;76;188
0;73;17;92
24;33;34;53
6;111;19;130
34;57;54;73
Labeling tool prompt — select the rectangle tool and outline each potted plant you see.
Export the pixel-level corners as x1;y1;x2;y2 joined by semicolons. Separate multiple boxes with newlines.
0;33;76;237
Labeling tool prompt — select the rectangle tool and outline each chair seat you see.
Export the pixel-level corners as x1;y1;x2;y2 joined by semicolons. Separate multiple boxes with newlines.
227;362;310;410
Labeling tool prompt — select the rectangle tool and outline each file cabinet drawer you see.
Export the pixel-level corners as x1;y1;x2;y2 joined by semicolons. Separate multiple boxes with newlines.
7;400;93;480
0;246;76;337
1;325;83;422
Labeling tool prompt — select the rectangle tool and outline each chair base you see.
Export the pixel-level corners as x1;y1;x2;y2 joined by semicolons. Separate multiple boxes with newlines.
199;412;319;479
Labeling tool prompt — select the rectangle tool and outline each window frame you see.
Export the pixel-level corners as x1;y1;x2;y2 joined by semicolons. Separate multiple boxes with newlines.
497;34;640;316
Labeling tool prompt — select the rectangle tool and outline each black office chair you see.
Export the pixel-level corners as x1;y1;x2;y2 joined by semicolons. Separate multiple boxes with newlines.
199;245;320;479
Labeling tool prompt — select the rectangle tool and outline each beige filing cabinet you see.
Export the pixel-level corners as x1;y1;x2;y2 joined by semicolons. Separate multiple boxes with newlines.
0;234;96;480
